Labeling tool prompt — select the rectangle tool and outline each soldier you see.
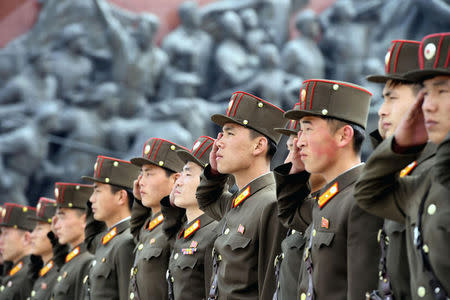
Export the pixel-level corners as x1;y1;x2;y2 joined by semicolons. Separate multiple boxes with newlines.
273;103;325;300
355;32;450;300
165;136;219;300
196;91;288;299
275;79;384;300
81;155;140;300
129;138;186;300
28;197;68;300
52;182;94;300
0;203;36;300
365;39;437;300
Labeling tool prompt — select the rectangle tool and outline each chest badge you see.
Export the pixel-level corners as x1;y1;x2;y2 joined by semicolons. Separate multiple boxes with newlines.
237;224;245;234
321;217;329;229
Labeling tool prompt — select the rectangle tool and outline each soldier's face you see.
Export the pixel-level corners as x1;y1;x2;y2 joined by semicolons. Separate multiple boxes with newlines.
30;222;52;257
173;162;202;209
139;164;178;208
215;123;255;174
90;182;120;223
298;116;339;175
54;208;86;246
0;227;27;262
422;76;450;144
378;81;418;139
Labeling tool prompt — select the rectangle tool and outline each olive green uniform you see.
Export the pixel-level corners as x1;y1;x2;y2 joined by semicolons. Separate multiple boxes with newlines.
51;243;93;300
0;256;34;300
197;167;287;300
129;206;172;300
167;213;218;300
275;163;383;300
85;219;135;300
355;135;450;299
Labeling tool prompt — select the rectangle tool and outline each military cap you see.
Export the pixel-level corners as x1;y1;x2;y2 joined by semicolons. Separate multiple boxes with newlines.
367;39;420;83
82;155;140;190
176;136;215;168
28;197;57;224
274;103;301;136
284;79;372;129
54;182;93;209
0;203;36;231
130;138;188;173
405;32;450;81
211;91;288;144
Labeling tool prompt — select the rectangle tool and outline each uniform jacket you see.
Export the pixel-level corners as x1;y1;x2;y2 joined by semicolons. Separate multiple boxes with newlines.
167;213;218;300
129;197;177;300
0;256;34;300
51;243;93;300
85;218;135;300
370;130;437;300
355;135;450;300
196;167;287;300
275;163;383;300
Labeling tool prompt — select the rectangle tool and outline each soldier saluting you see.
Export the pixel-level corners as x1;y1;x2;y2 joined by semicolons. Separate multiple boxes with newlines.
275;79;383;299
196;91;288;299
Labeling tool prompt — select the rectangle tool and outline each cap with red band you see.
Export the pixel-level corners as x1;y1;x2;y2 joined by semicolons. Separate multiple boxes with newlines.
0;203;36;231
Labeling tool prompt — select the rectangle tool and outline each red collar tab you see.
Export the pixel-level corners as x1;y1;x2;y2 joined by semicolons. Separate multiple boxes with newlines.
102;227;117;245
184;219;200;239
318;182;339;208
232;186;251;208
399;161;418;177
65;246;81;263
148;214;164;231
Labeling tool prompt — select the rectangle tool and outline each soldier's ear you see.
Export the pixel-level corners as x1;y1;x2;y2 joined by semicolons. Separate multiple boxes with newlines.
253;136;268;157
335;125;354;149
23;230;32;246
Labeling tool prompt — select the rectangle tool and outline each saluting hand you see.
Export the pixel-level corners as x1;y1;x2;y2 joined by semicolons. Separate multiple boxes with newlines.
133;174;142;201
289;137;306;174
394;90;428;149
209;132;222;175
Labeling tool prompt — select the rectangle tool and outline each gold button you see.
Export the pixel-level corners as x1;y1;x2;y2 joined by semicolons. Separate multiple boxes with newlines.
307;292;311;296
170;145;176;150
138;243;144;251
417;286;426;297
422;244;429;253
171;276;174;283
174;253;179;260
158;161;164;166
23;207;28;212
68;203;73;208
312;229;316;237
0;286;4;292
105;178;110;183
333;84;339;90
218;255;222;261
427;204;436;215
101;257;106;263
57;276;62;282
300;292;306;300
130;292;135;299
75;185;80;190
321;109;328;115
243;120;248;125
224;228;230;235
258;102;263;108
292;230;296;234
83;275;89;284
134;267;138;275
113;161;119;167
31;290;36;297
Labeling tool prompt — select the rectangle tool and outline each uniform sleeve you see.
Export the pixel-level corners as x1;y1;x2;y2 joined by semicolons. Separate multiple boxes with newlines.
196;165;234;220
115;238;136;300
274;163;313;232
346;201;384;299
435;132;450;189
130;197;151;243
354;136;423;222
258;200;289;299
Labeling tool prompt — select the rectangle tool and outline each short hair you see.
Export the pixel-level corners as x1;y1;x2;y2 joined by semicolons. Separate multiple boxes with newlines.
325;118;365;154
163;168;176;178
109;184;134;210
387;79;422;95
249;129;277;160
73;208;86;217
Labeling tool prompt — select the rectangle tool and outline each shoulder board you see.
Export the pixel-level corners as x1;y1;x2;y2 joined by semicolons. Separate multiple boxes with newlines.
65;246;80;263
399;161;418;177
39;260;54;277
148;214;164;231
184;220;200;239
9;261;23;276
318;182;339;208
102;227;117;245
232;186;251;208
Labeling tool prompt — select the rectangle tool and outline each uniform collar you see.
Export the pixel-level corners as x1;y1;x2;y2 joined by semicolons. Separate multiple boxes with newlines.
109;217;130;233
317;164;364;209
179;213;215;240
232;172;275;208
146;211;164;231
417;142;437;166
